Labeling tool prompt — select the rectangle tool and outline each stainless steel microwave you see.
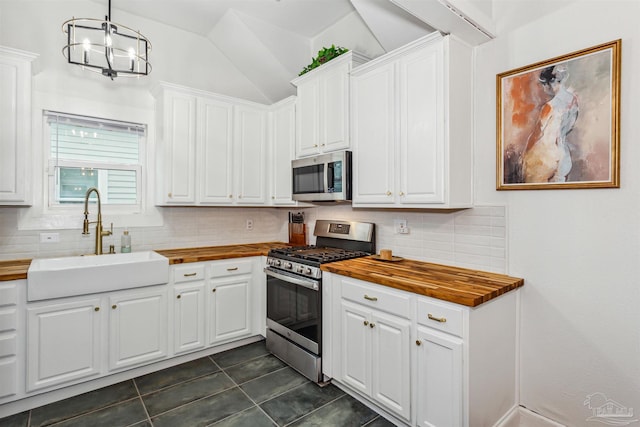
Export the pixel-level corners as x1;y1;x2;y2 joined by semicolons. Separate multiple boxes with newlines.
292;151;352;202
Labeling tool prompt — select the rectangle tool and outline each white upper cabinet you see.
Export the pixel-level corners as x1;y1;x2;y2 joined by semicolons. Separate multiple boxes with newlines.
157;88;198;204
198;97;234;204
268;97;297;205
234;104;267;204
291;52;369;158
0;47;37;206
154;83;267;206
351;33;473;209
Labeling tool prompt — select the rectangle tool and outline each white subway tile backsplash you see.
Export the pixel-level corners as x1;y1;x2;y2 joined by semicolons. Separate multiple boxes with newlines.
0;205;507;274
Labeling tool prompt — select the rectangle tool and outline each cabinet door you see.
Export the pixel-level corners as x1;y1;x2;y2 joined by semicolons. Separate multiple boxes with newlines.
270;100;296;205
0;49;34;205
162;91;197;204
339;300;371;396
398;42;445;204
109;288;167;371
351;63;396;205
26;298;102;391
415;327;463;427
321;62;350;152
208;276;251;344
173;282;206;355
371;311;412;421
234;105;267;204
198;98;234;204
295;79;320;157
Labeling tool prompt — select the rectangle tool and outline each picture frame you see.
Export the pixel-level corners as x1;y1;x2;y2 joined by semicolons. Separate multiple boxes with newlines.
496;39;621;190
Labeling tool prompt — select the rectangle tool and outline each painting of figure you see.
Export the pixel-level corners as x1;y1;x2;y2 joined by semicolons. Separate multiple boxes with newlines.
497;40;620;190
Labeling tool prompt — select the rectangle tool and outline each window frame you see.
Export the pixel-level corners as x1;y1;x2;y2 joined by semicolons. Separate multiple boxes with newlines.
44;111;147;215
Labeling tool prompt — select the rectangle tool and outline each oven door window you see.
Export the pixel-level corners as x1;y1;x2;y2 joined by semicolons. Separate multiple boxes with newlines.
267;273;320;345
293;164;324;194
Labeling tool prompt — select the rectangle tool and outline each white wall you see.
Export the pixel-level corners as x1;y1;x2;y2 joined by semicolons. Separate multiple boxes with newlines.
476;1;640;425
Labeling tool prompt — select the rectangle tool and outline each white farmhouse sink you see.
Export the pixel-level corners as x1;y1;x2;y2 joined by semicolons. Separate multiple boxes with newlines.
27;251;169;301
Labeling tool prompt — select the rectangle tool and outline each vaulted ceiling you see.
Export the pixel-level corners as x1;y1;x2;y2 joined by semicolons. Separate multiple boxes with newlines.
97;0;506;103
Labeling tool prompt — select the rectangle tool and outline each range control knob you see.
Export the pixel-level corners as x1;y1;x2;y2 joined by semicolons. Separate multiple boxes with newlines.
284;262;293;270
297;266;304;273
305;267;313;275
275;260;282;267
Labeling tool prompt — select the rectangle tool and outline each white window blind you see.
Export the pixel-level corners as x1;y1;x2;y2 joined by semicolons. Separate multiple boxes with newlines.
45;111;144;206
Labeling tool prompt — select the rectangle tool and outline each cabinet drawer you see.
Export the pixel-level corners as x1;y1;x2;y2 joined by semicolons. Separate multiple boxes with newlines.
0;359;17;399
416;298;464;338
209;259;252;278
0;284;17;306
0;334;16;358
0;309;16;333
174;265;205;283
341;278;411;318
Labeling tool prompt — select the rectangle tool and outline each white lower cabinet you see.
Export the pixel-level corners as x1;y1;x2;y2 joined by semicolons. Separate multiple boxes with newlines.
415;327;463;427
173;282;206;355
0;280;24;401
172;263;206;355
337;280;412;422
26;285;167;392
108;288;168;371
168;258;255;350
26;298;102;392
207;259;252;344
2;256;265;416
324;272;519;427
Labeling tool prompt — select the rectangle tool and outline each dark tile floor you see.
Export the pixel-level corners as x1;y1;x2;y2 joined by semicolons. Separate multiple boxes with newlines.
1;340;396;427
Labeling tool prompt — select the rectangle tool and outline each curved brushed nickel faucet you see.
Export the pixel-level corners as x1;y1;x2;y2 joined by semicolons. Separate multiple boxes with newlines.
82;187;113;255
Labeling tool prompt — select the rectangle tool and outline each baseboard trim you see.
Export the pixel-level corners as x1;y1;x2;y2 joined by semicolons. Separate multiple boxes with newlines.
494;406;567;427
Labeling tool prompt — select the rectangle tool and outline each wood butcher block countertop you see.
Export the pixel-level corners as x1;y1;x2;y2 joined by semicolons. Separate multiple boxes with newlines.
0;259;32;281
154;242;289;265
321;256;524;307
0;242;290;281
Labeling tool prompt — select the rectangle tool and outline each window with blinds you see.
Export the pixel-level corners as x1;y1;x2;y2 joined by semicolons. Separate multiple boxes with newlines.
45;111;144;207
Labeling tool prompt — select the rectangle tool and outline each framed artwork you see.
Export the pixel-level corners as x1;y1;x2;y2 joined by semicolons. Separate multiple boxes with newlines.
496;39;621;190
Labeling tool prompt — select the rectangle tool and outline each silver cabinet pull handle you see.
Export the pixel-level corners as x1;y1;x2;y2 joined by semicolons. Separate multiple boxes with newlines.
364;294;378;302
227;267;238;271
428;313;447;323
183;272;197;277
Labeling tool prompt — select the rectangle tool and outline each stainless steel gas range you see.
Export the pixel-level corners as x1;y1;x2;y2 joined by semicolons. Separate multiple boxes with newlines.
264;219;375;383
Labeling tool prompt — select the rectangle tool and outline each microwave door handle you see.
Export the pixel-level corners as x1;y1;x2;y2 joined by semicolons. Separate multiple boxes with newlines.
326;163;333;192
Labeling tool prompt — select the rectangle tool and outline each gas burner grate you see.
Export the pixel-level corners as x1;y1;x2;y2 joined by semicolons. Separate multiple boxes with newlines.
268;246;371;264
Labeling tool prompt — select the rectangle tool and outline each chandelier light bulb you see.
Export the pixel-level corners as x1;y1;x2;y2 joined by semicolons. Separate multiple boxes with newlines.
82;38;91;64
127;47;136;71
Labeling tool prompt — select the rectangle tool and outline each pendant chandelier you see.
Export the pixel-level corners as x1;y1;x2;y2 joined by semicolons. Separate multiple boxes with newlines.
62;0;151;80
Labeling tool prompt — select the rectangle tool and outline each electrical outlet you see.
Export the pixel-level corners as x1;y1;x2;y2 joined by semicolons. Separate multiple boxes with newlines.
394;219;409;234
40;232;60;243
246;219;254;230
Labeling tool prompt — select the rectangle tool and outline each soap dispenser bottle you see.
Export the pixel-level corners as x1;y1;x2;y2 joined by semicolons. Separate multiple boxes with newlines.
121;229;131;253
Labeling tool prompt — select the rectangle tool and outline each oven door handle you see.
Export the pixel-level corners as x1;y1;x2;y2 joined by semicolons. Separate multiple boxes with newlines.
265;268;320;291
